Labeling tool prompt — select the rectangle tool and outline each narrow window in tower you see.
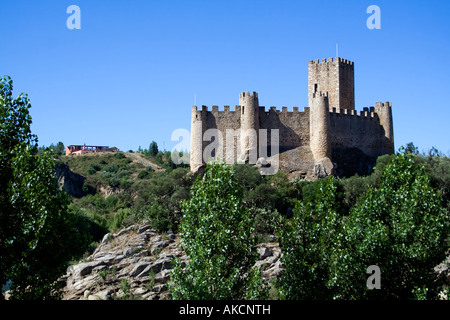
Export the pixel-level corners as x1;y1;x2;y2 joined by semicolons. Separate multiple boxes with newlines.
314;83;318;93
242;106;245;114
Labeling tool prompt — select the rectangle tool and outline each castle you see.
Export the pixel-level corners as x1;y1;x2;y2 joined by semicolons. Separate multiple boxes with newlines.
190;57;394;179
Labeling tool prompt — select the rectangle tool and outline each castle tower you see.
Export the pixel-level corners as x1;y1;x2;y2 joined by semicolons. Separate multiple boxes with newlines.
308;57;355;111
375;101;394;154
239;91;259;163
190;105;207;172
310;91;331;161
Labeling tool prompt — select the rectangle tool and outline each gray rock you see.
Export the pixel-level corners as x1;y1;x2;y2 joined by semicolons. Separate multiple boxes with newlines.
69;273;98;291
73;260;106;278
256;157;270;168
138;225;152;234
154;269;171;284
115;225;135;238
152;284;166;293
257;247;272;259
136;264;157;278
88;289;111;300
152;236;162;243
56;163;87;198
314;157;335;178
130;261;153;277
123;247;135;257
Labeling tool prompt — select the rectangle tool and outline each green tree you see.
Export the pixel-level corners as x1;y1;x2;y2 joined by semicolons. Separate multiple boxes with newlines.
277;177;343;299
330;151;449;299
149;141;158;157
169;161;268;299
405;142;419;155
55;141;65;155
0;76;89;299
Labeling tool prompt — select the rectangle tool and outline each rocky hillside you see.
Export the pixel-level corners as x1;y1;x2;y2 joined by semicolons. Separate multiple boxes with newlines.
59;224;283;300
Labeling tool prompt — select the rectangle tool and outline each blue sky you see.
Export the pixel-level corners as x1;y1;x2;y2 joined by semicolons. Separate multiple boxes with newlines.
1;0;449;154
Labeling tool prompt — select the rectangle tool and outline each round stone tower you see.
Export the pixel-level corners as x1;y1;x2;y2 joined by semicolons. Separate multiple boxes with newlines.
310;91;334;177
310;91;331;160
190;105;207;172
375;101;394;154
239;91;259;163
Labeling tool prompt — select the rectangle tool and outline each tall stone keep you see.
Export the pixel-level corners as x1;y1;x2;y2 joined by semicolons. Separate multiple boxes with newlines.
308;57;355;111
239;91;259;163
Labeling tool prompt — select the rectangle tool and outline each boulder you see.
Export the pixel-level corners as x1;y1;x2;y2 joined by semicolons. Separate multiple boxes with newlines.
130;261;153;277
314;157;335;178
55;163;87;198
257;247;272;259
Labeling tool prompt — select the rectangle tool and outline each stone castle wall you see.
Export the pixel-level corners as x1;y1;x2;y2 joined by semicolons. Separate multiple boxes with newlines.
190;57;394;178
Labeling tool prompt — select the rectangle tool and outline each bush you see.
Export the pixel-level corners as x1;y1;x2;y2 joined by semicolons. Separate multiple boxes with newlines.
109;176;120;188
112;208;134;231
254;208;284;236
82;180;90;193
114;152;125;159
137;170;149;179
103;164;118;173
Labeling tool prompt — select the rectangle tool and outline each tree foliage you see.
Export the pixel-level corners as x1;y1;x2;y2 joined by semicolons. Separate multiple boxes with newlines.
331;151;449;299
278;177;343;299
169;161;268;299
0;76;89;299
278;150;449;300
149;141;158;157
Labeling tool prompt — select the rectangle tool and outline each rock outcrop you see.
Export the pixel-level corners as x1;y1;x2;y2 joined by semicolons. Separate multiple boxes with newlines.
56;163;87;198
59;224;283;300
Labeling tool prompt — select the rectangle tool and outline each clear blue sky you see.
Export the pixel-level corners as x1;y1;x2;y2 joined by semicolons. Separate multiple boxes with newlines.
1;0;449;154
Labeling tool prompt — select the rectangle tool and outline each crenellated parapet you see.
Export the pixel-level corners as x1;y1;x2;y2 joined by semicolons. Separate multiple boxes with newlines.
308;57;354;65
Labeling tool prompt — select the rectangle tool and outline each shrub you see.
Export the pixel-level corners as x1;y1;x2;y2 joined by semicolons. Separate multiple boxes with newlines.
138;170;149;179
112;208;134;231
254;208;284;236
114;152;125;159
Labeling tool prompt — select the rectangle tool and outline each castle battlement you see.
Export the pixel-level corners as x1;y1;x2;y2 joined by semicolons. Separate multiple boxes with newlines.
239;91;258;99
329;106;378;119
194;103;384;120
308;57;354;65
192;105;242;113
375;102;392;109
194;104;311;114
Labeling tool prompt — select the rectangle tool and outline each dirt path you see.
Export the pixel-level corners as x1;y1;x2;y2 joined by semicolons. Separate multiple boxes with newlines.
124;152;165;172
